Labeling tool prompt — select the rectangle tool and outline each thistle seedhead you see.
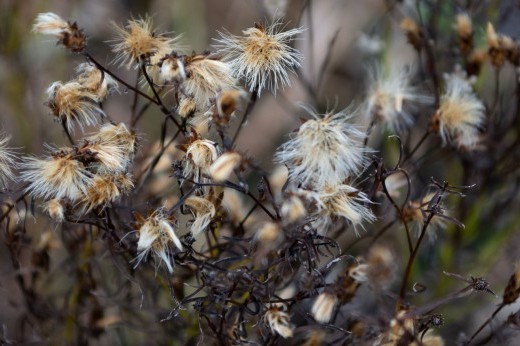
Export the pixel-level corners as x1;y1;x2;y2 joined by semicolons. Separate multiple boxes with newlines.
21;150;94;201
183;196;216;238
214;21;303;95
263;304;294;339
431;72;485;150
365;66;432;133
111;16;182;70
183;139;219;182
311;184;376;234
275;107;367;188
161;53;237;113
133;209;183;273
74;63;118;101
455;13;473;55
33;12;87;52
0;134;17;189
503;263;520;304
81;173;133;213
46;81;104;133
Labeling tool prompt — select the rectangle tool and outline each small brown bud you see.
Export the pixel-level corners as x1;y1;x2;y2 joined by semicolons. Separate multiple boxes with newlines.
503;264;520;304
400;18;423;50
455;14;473;55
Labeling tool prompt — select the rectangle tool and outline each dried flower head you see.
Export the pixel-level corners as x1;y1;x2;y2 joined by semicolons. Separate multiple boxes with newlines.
383;308;415;345
455;13;473;55
33;12;86;52
77;140;130;174
312;184;376;234
161;54;236;112
81;173;133;213
431;73;485;149
263;305;294;338
215;21;303;94
365;66;431;133
486;23;520;67
82;124;136;173
21;150;93;201
400;17;423;50
275;107;367;188
75;63;118;101
311;292;338;323
503;263;520;304
209;152;242;182
403;193;447;240
46;81;104;133
184;196;216;238
183;139;219;181
88;122;137;156
133;209;183;273
111;17;182;69
215;89;248;121
0;134;17;189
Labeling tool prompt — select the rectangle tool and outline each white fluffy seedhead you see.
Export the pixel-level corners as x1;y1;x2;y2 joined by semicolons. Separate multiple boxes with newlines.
0;134;18;189
275;107;367;188
214;21;303;95
21;151;93;201
134;209;183;273
433;73;485;149
46;81;104;133
365;66;432;133
312;184;376;235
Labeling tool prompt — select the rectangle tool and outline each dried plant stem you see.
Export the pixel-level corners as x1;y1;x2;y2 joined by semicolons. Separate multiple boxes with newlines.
399;213;435;300
140;63;184;132
364;118;376;147
134;128;182;192
467;304;505;345
131;98;154;128
231;90;258;147
403;130;430;163
84;52;158;105
182;178;276;220
0;189;29;223
130;69;142;126
381;179;413;253
61;119;74;145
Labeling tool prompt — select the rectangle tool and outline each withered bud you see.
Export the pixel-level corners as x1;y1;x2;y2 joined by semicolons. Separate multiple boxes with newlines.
466;49;486;76
216;89;247;122
503;264;520;304
33;13;86;52
400;18;423;51
486;23;519;67
455;14;473;55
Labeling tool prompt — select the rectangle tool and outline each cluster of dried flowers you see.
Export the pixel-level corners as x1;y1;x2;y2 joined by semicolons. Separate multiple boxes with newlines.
3;2;520;344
